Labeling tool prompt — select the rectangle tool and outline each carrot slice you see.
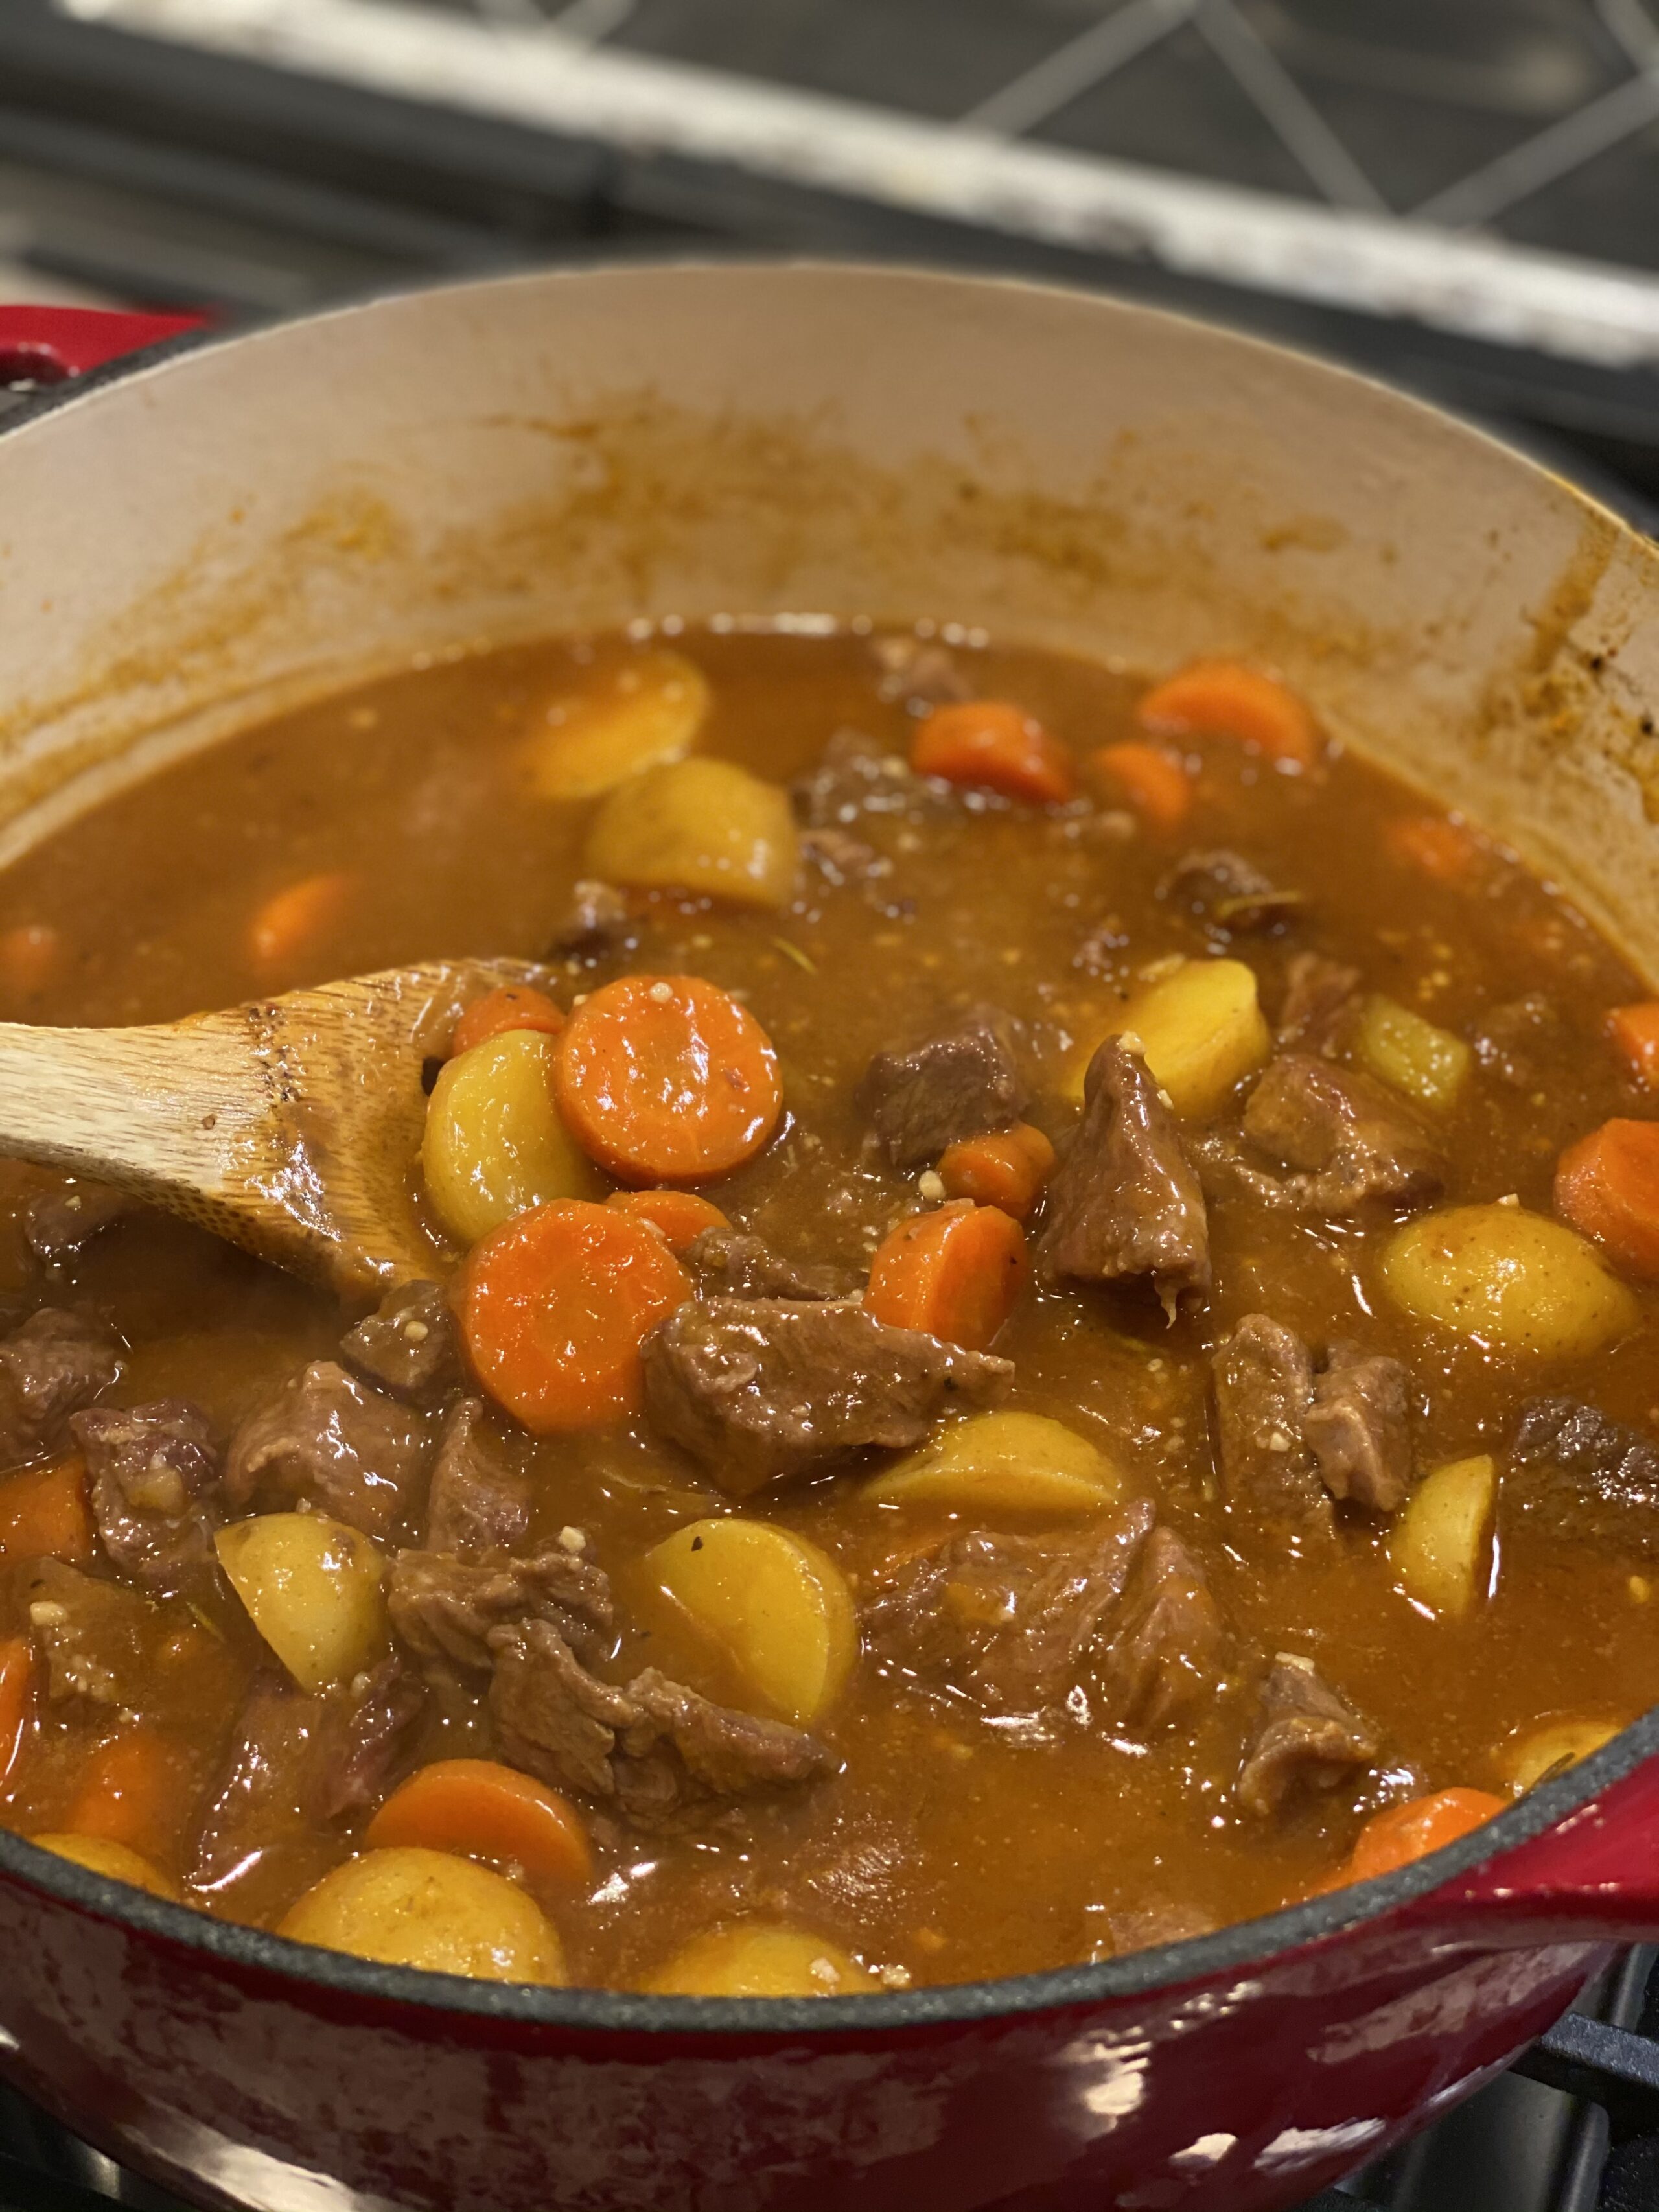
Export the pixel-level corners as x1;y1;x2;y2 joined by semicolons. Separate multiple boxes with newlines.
1384;813;1484;885
0;924;64;998
365;1758;593;1887
911;701;1076;806
451;984;565;1058
864;1200;1027;1351
1136;660;1318;768
1555;1119;1659;1279
0;1456;93;1564
0;1638;36;1785
555;975;782;1185
1608;1002;1659;1092
67;1726;189;1860
1089;741;1193;835
936;1123;1056;1220
1340;1788;1506;1887
460;1198;690;1431
604;1187;730;1252
248;870;352;975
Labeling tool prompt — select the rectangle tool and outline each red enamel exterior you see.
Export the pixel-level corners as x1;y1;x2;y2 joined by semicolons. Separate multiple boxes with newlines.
3;293;1659;2212
0;306;205;383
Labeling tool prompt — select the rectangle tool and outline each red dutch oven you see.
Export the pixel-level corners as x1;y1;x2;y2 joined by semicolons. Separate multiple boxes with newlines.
1;268;1659;2212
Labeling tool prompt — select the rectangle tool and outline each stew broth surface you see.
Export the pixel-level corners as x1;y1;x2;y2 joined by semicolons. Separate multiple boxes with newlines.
0;622;1653;1994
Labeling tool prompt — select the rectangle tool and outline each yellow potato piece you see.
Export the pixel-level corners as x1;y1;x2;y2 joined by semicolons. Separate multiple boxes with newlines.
423;1029;601;1247
520;647;710;800
1072;957;1270;1119
644;1517;857;1726
280;1847;565;1983
585;758;798;911
1381;1204;1637;1357
32;1832;182;1901
1390;1453;1496;1619
1496;1715;1621;1795
647;1920;876;1997
216;1511;386;1692
1354;994;1472;1113
865;1410;1124;1516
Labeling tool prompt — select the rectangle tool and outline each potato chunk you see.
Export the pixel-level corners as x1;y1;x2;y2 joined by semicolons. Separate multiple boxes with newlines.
216;1511;386;1692
1495;1715;1621;1795
279;1846;565;1983
1354;994;1472;1113
1381;1204;1637;1356
644;1517;856;1725
1390;1453;1496;1619
423;1030;601;1247
647;1920;874;1996
32;1832;181;1901
585;758;798;910
1073;958;1269;1119
519;647;709;800
865;1410;1124;1516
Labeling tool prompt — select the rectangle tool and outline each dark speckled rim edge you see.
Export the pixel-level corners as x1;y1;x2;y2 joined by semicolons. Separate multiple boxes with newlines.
2;264;1658;2037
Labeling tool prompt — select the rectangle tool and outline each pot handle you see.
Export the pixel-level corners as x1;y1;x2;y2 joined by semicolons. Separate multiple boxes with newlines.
0;305;207;387
1434;1754;1659;1940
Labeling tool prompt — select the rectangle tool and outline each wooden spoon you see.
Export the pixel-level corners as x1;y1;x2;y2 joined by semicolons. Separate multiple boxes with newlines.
0;958;553;1296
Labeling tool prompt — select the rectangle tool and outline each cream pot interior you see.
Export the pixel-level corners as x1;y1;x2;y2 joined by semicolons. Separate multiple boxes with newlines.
1;262;1657;977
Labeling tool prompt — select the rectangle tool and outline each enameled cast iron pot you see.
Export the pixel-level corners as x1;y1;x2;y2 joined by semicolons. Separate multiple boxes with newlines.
3;266;1659;2212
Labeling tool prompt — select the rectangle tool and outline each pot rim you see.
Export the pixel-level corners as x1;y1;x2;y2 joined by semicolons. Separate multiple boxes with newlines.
0;259;1653;2038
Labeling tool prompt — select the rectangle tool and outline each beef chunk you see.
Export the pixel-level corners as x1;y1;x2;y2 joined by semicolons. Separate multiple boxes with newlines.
191;1664;425;1893
489;1620;833;1826
794;728;950;830
1210;1316;1331;1534
340;1280;461;1400
546;878;631;956
856;1004;1027;1169
1239;1054;1445;1213
684;1227;859;1303
71;1398;221;1588
423;1399;531;1556
871;634;973;708
1277;953;1360;1053
863;1504;1154;1716
24;1182;132;1263
388;1545;614;1673
27;1559;153;1706
1160;850;1305;932
1473;995;1559;1089
1510;1397;1659;1557
1098;1526;1229;1730
0;1309;122;1465
642;1296;1012;1493
1236;1654;1378;1815
1035;1040;1210;1310
1304;1344;1415;1513
224;1361;428;1537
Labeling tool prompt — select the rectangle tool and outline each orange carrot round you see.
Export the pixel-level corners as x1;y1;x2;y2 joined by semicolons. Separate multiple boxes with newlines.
1608;1001;1659;1093
0;1638;34;1786
605;1187;730;1251
460;1198;690;1430
1089;741;1193;835
911;701;1076;807
1555;1119;1659;1279
0;1456;93;1564
555;975;782;1185
451;984;566;1057
365;1757;593;1887
1341;1787;1506;1886
248;870;352;975
67;1726;188;1860
864;1200;1027;1350
1136;660;1318;768
1384;813;1484;885
936;1123;1056;1220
